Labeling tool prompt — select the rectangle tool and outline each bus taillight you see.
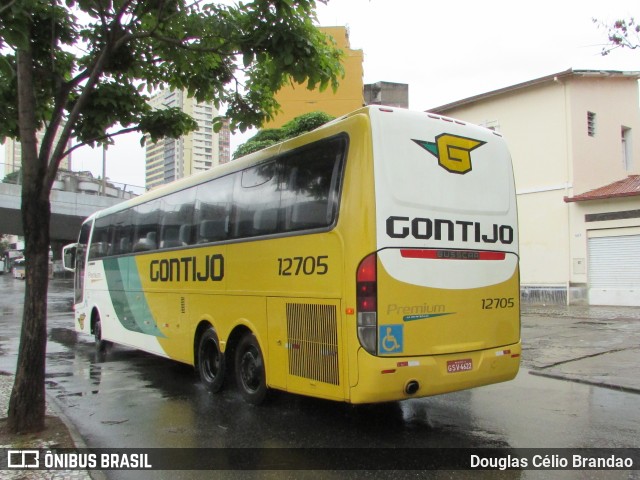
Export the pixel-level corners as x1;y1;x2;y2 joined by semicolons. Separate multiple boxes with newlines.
357;253;378;355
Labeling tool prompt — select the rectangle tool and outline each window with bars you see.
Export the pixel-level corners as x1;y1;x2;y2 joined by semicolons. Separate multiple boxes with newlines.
587;111;596;137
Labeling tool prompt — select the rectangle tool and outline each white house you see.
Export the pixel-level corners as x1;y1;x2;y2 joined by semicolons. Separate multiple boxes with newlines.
430;69;640;306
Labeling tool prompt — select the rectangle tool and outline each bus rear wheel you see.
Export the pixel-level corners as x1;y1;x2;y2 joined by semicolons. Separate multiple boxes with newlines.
235;333;268;405
197;328;225;393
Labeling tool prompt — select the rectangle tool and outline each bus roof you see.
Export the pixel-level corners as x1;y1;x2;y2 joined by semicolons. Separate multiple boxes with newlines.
90;106;497;220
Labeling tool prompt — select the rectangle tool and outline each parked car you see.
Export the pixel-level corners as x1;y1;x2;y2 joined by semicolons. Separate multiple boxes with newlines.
12;258;25;280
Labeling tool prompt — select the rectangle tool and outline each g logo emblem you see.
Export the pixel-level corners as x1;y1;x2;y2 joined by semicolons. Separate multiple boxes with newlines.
413;134;486;174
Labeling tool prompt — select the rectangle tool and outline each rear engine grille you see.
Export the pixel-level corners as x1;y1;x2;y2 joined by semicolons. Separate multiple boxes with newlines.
286;303;339;385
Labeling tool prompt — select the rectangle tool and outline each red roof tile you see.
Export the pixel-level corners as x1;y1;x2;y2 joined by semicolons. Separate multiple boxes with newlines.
564;175;640;202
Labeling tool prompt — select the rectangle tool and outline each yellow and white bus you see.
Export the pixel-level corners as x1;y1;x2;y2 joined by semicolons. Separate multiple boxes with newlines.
64;106;520;405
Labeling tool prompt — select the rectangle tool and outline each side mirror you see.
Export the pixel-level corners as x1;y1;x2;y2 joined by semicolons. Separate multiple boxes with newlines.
62;243;77;272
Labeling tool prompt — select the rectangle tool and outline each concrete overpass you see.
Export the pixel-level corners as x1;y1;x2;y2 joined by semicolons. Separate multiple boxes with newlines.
0;182;131;242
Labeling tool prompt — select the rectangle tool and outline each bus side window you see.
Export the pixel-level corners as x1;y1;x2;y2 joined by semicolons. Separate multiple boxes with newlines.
179;224;194;246
133;232;157;252
253;207;279;235
119;235;131;254
110;210;132;256
234;162;280;238
280;136;346;232
132;200;160;252
198;219;228;243
159;227;183;249
195;174;234;243
160;188;195;249
289;201;329;230
75;221;92;304
89;217;110;259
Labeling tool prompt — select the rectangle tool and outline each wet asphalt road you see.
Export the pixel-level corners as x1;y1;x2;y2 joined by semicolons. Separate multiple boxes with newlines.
1;275;639;479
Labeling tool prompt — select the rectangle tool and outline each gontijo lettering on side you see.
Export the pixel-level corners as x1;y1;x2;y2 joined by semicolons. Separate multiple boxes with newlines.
150;254;224;282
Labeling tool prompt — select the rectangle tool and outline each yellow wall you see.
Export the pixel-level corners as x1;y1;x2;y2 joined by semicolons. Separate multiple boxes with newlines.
264;26;364;128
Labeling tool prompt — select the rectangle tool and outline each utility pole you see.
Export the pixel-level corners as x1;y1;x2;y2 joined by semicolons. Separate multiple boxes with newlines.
101;144;106;196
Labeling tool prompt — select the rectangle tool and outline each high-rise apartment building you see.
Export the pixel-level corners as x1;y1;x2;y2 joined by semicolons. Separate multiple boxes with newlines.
3;125;71;177
145;89;230;189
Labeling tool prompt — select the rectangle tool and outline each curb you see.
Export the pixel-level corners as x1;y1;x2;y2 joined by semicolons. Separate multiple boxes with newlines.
44;390;88;450
528;369;640;395
45;391;108;480
0;372;107;480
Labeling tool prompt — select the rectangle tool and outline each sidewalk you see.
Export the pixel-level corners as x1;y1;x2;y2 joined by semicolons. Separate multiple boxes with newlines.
521;304;640;394
0;373;92;479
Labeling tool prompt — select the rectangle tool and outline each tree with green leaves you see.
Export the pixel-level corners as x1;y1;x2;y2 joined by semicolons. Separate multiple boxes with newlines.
233;110;334;158
0;0;342;433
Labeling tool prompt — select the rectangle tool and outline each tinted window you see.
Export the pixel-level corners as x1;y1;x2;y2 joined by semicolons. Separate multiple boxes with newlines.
132;200;160;252
160;188;196;248
234;162;280;238
280;136;346;232
109;210;132;255
85;134;347;256
195;174;235;243
89;216;111;260
75;221;92;303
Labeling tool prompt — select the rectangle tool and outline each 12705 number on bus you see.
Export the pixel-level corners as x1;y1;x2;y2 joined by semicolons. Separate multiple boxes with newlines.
278;256;329;276
481;297;515;309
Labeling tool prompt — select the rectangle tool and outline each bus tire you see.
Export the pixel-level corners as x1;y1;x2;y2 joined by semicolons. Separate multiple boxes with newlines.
94;317;107;354
235;333;268;405
197;328;225;393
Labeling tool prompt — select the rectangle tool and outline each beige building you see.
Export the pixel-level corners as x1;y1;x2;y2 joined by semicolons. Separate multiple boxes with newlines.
430;69;640;306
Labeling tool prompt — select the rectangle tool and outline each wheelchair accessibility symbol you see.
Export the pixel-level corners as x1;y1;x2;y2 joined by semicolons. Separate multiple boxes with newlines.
379;324;403;354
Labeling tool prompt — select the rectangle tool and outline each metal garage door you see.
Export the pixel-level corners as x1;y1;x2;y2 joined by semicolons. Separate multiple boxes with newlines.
588;234;640;306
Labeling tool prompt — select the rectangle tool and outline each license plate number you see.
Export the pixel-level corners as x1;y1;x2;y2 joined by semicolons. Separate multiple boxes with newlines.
447;358;473;373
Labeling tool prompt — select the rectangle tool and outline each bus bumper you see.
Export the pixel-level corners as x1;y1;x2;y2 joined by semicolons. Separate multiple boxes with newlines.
349;342;521;404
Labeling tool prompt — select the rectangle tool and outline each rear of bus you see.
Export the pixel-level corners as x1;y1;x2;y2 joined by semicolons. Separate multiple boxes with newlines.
351;107;520;403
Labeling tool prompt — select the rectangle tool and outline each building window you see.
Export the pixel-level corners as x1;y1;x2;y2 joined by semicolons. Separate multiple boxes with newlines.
587;111;596;137
622;126;632;171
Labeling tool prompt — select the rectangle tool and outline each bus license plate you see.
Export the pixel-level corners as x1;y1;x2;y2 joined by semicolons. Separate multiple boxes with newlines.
447;359;472;373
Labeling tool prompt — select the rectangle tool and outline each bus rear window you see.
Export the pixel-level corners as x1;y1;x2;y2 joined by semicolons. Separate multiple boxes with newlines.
279;135;346;232
232;134;347;238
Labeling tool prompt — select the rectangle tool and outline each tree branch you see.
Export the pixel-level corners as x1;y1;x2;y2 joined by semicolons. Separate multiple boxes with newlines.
148;32;240;56
39;4;74;180
44;42;113;189
44;0;140;189
0;0;16;16
62;126;141;158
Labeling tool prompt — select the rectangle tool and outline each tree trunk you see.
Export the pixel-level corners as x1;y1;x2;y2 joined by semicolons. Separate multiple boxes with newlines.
6;197;50;433
6;42;50;434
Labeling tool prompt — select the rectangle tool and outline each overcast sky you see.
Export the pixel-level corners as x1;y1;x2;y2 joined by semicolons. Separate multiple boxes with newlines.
2;0;640;187
320;0;639;108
